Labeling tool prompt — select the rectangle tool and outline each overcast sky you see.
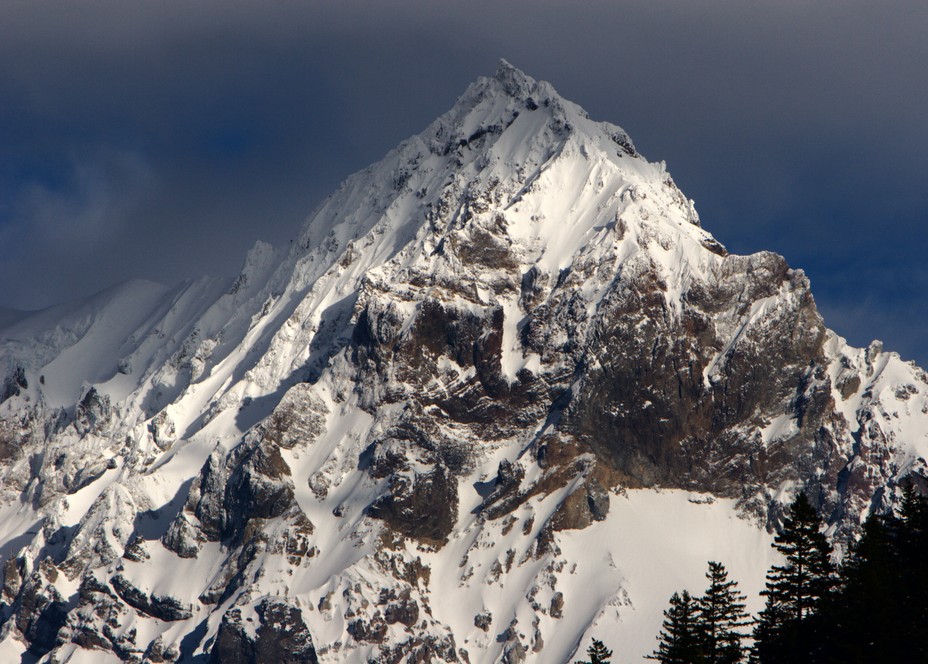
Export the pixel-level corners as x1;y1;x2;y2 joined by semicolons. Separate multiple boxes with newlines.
1;1;926;365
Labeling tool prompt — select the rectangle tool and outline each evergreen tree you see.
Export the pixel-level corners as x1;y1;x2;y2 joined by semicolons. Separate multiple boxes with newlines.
658;486;928;664
752;492;835;663
824;510;901;662
896;482;928;595
648;590;703;664
698;562;750;664
575;638;613;664
822;485;928;663
898;482;922;523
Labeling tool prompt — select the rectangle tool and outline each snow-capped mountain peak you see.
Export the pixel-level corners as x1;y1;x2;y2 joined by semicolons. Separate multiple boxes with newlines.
0;62;926;663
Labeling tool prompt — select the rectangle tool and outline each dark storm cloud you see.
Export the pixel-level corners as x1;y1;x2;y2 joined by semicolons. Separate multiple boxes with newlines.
1;0;926;364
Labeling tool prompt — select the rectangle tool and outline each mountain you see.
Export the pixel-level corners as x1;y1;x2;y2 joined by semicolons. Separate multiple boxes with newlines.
1;60;926;663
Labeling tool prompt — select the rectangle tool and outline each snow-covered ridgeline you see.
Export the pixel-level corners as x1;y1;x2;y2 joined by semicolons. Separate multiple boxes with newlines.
0;60;926;663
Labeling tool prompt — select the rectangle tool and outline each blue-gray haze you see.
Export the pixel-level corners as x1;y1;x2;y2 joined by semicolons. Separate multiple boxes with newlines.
1;1;926;365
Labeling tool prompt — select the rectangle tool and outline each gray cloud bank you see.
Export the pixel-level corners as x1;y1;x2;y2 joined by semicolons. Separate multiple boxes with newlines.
1;0;926;364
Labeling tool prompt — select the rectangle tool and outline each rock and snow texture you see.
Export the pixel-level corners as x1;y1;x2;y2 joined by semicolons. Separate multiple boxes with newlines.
1;60;927;663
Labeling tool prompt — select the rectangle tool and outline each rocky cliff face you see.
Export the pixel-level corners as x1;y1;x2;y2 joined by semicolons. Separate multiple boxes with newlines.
0;61;926;663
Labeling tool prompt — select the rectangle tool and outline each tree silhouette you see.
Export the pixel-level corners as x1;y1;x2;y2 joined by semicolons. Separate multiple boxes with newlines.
576;638;613;663
698;562;750;663
648;590;702;663
752;492;835;662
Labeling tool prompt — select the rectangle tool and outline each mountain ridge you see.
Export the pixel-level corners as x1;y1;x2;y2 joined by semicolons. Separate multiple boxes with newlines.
0;61;926;663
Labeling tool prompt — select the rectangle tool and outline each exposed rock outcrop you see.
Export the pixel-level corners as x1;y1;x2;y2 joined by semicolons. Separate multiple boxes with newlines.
210;599;318;664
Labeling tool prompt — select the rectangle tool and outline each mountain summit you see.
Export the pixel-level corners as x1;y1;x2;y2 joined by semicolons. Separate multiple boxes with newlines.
1;61;926;663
